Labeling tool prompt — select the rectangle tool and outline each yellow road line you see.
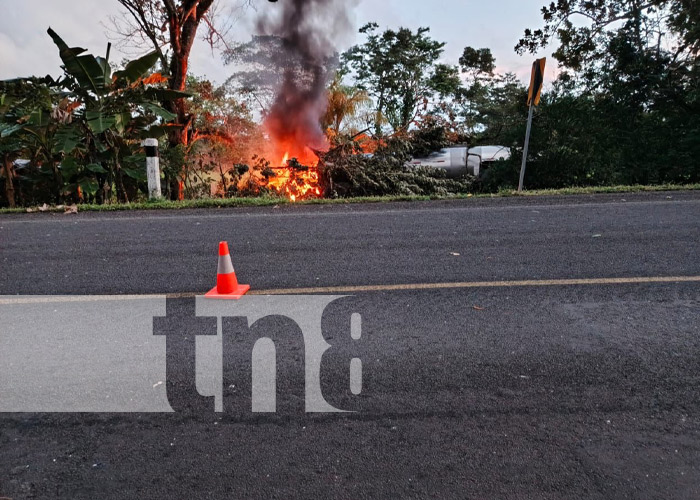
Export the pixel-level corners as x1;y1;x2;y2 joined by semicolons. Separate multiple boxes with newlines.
1;276;697;304
248;276;700;295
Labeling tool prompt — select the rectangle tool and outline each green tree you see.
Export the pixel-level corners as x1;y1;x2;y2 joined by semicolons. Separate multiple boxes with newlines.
455;46;497;136
426;47;523;143
511;0;700;187
459;47;495;77
470;73;526;144
341;23;447;135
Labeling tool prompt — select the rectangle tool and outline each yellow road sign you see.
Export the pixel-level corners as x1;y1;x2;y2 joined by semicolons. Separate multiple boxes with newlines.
527;57;546;106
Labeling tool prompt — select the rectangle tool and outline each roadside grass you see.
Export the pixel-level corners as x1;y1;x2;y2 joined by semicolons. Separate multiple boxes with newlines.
512;184;700;196
1;183;699;214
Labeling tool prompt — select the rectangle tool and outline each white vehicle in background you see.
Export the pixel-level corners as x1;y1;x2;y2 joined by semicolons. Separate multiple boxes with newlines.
407;145;511;178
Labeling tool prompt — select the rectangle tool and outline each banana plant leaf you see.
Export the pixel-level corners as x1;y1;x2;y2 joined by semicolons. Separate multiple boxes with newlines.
53;125;82;153
113;51;160;84
122;153;146;165
93;138;108;153
0;135;22;153
47;28;110;95
142;102;176;121
114;112;133;134
27;109;50;127
95;56;112;85
0;122;23;138
85;163;107;174
86;110;117;134
59;157;78;179
122;165;147;181
79;178;99;197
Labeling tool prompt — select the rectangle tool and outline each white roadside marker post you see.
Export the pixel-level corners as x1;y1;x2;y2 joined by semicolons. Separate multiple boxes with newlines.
143;138;162;199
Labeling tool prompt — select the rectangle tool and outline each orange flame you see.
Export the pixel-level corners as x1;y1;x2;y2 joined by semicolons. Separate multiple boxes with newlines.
265;147;322;202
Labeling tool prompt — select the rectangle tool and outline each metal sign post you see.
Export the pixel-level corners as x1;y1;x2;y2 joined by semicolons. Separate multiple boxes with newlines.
518;57;546;192
518;103;535;192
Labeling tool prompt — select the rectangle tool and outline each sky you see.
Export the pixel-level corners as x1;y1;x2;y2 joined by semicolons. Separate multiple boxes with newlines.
0;0;555;84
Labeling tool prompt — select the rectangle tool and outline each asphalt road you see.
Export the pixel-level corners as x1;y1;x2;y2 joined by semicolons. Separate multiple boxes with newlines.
1;191;699;499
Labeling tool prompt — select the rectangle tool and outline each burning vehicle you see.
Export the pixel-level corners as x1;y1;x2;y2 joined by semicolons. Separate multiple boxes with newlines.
407;145;511;178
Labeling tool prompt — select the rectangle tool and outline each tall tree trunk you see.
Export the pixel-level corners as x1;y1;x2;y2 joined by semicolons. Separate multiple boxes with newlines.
631;0;643;52
162;0;214;199
218;162;227;195
3;154;16;208
375;93;386;137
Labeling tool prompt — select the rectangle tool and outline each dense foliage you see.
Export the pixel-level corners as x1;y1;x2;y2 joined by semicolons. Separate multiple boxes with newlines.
0;29;184;207
1;0;698;207
503;0;700;189
321;132;472;198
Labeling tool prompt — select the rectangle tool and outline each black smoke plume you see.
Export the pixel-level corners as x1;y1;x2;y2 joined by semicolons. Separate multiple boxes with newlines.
257;0;356;162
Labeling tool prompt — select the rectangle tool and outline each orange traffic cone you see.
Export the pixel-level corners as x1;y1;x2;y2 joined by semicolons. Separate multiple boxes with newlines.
204;241;250;299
